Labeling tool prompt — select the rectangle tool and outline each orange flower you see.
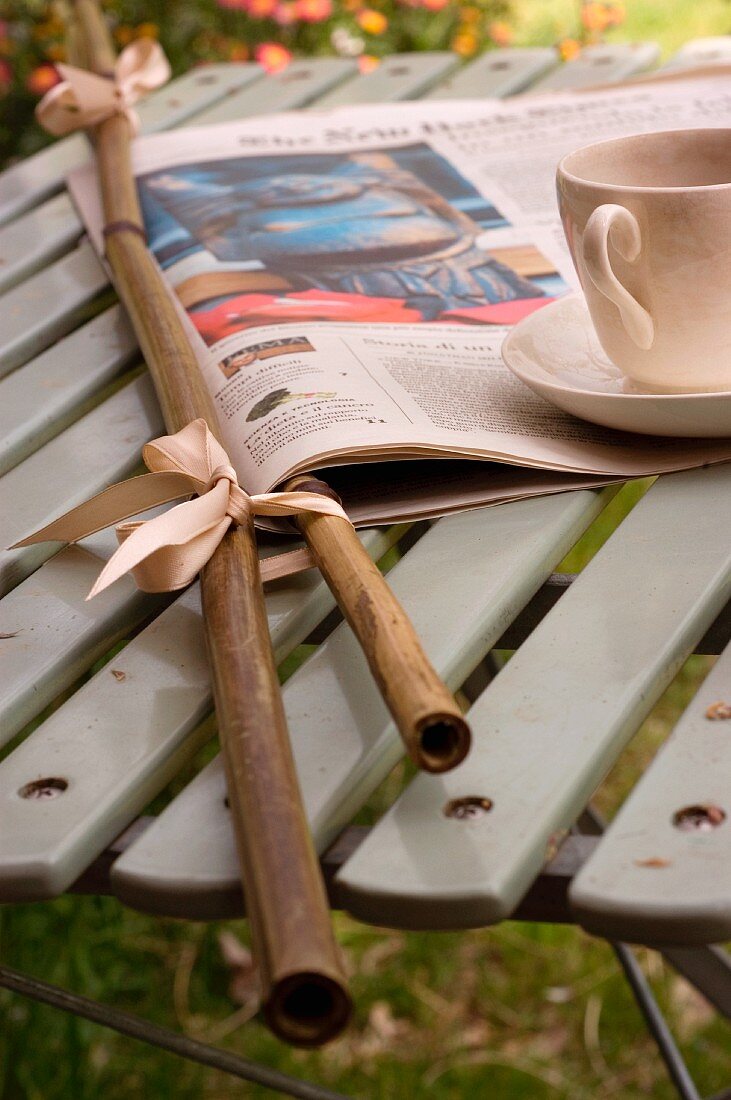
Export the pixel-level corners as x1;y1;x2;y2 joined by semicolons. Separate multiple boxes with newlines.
558;37;581;61
295;0;333;20
488;20;513;46
357;9;388;35
136;22;159;38
422;0;450;10
27;62;60;96
581;2;610;32
451;30;478;56
255;42;293;72
358;54;379;72
249;0;279;16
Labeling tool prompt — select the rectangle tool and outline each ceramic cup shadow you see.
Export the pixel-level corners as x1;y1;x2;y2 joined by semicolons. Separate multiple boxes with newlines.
557;128;731;393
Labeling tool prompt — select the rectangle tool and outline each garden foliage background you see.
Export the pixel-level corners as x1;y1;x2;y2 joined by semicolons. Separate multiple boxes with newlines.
1;1;731;1097
0;0;669;167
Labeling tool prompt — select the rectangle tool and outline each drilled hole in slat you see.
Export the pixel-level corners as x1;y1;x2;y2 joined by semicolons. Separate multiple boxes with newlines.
19;777;68;800
444;796;493;820
672;804;726;831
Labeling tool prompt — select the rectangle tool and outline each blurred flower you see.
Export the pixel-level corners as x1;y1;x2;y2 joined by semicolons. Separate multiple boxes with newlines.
136;22;159;38
331;26;365;56
255;41;293;71
558;37;581;60
581;2;607;32
0;58;12;93
229;43;250;59
422;0;450;10
115;25;135;44
27;62;60;96
488;20;513;46
580;1;623;33
358;54;379;72
217;0;249;8
357;9;388;34
452;30;478;56
249;0;279;16
460;6;481;24
295;0;334;20
274;2;297;23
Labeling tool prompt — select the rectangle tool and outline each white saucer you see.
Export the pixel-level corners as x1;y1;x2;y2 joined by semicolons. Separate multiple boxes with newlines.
502;295;731;438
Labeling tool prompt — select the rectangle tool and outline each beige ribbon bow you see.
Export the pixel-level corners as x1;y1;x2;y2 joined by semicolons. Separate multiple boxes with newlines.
13;419;350;599
36;39;171;136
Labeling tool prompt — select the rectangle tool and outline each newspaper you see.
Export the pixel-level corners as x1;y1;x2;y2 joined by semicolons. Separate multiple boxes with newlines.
69;67;731;526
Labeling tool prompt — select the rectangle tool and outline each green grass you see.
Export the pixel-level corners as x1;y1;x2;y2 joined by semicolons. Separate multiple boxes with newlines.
1;483;729;1099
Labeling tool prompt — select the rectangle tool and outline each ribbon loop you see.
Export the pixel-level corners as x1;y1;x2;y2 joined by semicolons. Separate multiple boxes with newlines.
36;40;171;136
12;419;352;599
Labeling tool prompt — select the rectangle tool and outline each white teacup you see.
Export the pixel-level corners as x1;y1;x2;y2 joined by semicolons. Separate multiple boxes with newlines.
557;129;731;393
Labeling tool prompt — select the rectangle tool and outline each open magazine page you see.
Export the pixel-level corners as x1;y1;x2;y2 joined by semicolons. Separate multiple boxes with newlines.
68;70;731;523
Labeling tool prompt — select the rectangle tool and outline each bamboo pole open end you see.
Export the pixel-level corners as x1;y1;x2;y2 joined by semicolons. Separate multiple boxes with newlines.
264;972;353;1047
414;712;471;773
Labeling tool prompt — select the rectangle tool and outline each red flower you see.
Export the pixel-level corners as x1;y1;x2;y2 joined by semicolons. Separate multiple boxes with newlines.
0;58;12;93
27;63;60;96
274;3;297;25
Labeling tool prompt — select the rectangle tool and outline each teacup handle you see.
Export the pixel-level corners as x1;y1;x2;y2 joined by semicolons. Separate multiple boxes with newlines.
582;204;655;350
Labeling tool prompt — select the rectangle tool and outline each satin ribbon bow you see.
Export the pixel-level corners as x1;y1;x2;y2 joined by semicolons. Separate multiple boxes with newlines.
13;419;350;599
36;39;171;136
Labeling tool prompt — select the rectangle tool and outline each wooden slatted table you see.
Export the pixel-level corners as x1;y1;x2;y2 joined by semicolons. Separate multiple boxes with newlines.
1;37;730;1098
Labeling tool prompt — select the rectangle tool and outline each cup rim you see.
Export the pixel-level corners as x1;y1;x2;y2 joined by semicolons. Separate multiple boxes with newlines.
557;127;731;193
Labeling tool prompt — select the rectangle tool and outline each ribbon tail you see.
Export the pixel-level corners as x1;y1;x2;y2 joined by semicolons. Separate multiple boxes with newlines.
87;483;233;598
259;546;317;583
35;82;87;137
10;471;198;551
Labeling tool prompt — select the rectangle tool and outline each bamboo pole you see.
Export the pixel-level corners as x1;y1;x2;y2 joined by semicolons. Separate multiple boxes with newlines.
284;477;470;772
70;0;351;1046
74;4;470;774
